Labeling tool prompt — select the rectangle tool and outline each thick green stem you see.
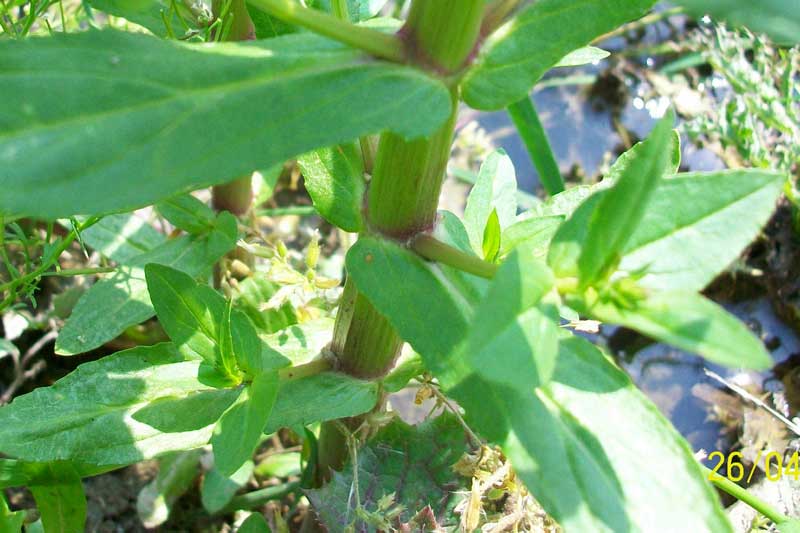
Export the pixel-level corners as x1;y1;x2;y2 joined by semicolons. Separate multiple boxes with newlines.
313;0;486;491
507;96;565;196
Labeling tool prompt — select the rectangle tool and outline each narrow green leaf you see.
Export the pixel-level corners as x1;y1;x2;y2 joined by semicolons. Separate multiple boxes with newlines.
212;372;279;476
0;344;217;465
132;389;240;432
297;143;365;232
462;0;656;110
481;208;502;261
238;513;272;533
259;318;333;367
382;354;424;393
463;252;557;392
346;237;472;377
433;210;473;254
618;170;784;291
569;290;772;369
0;30;451;218
29;464;86;533
80;213;165;264
547;113;674;282
264;372;379;433
156;194;216;235
499;215;563;258
221;300;263;377
575;111;675;286
554;46;610;67
88;0;195;37
247;4;299;39
55;212;237;355
136;450;202;529
448;334;732;532
464;149;517;255
145;264;226;368
0;460;113;490
201;461;254;514
675;0;800;45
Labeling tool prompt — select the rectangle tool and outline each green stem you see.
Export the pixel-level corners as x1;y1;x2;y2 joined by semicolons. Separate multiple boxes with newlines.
313;0;487;492
411;234;497;279
276;357;332;381
247;0;406;62
701;465;788;524
507;96;565;196
223;481;299;512
39;266;116;278
256;205;317;217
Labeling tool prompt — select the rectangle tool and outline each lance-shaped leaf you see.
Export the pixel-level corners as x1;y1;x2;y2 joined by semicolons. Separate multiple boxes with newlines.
618;170;784;291
30;476;86;533
462;0;656;110
264;372;379;433
156;194;217;235
0;29;452;218
499;215;562;258
568;290;772;369
297;143;365;232
575;111;674;287
462;251;558;392
220;299;263;377
211;372;279;476
239;513;272;533
145;264;227;369
464;149;517;256
80;213;166;264
201;461;254;514
555;46;609;67
548;112;674;284
55;212;237;355
449;334;732;532
1;493;25;532
347;238;732;531
0;344;217;465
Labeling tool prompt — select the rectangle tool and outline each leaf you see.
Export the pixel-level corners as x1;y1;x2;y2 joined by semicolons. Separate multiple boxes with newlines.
346;237;472;378
55;212;237;355
315;0;387;21
0;29;451;219
80;213;165;264
547;112;674;283
344;237;731;531
464;149;517;255
554;46;609;67
462;251;558;392
481;209;501;261
574;111;675;287
297;143;365;232
145;263;228;370
618;170;784;291
462;0;656;110
136;450;202;529
259;318;334;366
221;300;263;377
306;413;468;530
88;0;195;38
238;513;272;533
156;194;216;235
131;388;240;432
247;5;299;39
433;210;473;254
569;290;772;369
382;354;425;393
448;334;732;532
201;461;254;514
0;460;113;489
0;343;218;465
675;0;800;45
264;372;379;433
28;464;86;533
211;372;279;476
1;492;25;533
499;215;563;258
